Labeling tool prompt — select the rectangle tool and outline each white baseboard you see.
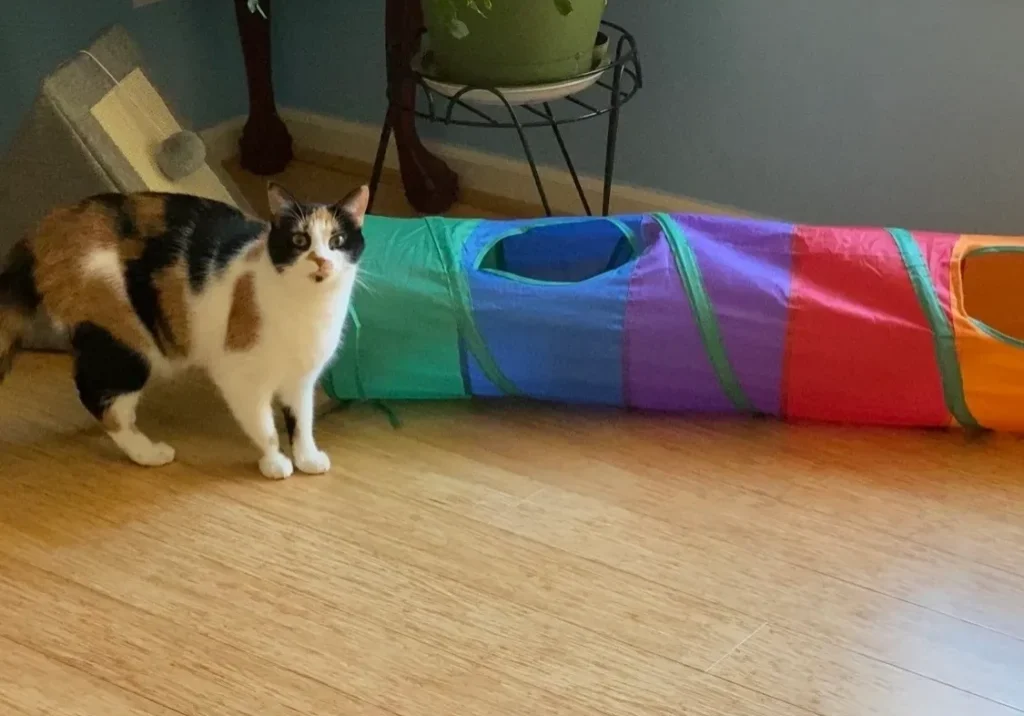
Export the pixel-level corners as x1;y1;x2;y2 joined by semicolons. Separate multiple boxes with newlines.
199;116;246;166
201;109;753;217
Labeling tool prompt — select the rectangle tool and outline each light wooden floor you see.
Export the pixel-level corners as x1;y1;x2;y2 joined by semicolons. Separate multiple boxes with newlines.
2;155;1024;716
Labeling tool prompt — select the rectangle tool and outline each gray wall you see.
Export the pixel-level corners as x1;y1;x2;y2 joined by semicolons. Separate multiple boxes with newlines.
5;1;1024;234
1;0;247;154
273;0;1024;234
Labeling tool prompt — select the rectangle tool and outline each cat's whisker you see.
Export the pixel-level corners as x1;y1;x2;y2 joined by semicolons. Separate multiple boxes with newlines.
353;273;378;294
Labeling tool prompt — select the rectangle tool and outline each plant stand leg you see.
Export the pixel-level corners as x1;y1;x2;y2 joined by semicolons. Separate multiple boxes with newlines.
367;113;393;213
602;63;625;216
232;0;293;175
451;88;551;216
542;102;591;215
518;125;553;217
385;0;459;214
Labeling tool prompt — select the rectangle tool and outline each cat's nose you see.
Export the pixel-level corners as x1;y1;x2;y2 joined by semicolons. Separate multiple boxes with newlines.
307;254;332;273
307;253;332;280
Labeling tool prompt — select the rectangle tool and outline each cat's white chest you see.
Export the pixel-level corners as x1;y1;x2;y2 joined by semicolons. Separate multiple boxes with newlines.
265;303;345;377
255;274;352;381
184;260;355;394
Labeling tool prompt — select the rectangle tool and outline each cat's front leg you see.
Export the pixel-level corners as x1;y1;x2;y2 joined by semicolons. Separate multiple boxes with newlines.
213;368;293;479
278;374;330;475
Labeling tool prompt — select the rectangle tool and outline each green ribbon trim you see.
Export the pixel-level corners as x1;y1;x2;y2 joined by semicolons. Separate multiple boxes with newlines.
608;217;643;256
604;217;643;273
886;228;980;430
651;213;756;413
425;218;520;396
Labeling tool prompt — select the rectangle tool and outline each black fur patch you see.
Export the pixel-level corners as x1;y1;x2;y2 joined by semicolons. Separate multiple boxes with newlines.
163;194;266;291
331;208;366;264
0;240;41;313
99;194;267;352
331;208;364;264
92;193;137;238
71;322;150;421
281;406;297;445
123;236;180;355
267;212;304;271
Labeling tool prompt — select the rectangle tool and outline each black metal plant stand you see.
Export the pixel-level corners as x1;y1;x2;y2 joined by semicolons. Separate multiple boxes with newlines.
368;20;642;217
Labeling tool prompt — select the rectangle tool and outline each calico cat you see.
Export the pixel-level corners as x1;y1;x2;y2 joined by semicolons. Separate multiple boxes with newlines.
0;182;367;479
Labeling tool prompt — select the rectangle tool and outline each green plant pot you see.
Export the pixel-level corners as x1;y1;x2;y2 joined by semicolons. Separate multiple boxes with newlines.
422;0;608;86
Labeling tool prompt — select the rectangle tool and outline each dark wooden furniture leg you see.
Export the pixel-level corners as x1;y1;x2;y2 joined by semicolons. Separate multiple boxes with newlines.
384;0;459;213
233;0;293;175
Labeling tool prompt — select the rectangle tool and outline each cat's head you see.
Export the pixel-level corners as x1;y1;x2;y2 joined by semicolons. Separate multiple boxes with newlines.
265;183;368;285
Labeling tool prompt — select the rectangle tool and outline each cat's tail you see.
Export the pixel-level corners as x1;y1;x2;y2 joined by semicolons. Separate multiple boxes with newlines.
0;240;40;381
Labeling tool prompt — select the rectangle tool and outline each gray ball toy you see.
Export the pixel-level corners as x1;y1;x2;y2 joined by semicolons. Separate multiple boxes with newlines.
155;130;206;181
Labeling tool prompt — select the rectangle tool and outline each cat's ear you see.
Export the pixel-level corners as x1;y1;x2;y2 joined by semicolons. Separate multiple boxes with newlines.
335;185;370;228
267;182;298;219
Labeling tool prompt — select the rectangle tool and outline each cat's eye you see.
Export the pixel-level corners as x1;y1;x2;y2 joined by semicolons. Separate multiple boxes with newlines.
328;235;344;250
292;232;310;249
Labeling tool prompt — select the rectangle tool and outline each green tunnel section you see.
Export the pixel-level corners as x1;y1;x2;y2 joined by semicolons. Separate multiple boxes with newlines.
321;215;470;403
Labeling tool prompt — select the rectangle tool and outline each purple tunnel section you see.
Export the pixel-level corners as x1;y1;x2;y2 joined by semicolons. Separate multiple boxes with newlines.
624;214;795;415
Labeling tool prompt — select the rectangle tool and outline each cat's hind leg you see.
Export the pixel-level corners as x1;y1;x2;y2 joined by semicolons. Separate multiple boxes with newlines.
212;366;293;479
278;373;330;475
72;323;175;467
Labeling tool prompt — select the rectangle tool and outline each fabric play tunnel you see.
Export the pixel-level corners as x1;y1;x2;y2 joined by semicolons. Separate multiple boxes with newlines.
321;211;1024;432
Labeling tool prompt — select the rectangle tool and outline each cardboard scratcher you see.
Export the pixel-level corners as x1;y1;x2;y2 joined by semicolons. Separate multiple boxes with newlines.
0;24;253;351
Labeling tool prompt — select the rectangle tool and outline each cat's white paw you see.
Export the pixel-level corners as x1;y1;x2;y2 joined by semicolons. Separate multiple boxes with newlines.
123;439;176;467
294;449;331;475
259;452;294;480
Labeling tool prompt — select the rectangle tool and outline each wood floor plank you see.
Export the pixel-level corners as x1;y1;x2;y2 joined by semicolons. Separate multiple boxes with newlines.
711;624;1023;716
780;455;1024;579
0;492;600;716
403;396;1024;587
0;635;185;712
0;456;761;675
0;478;800;716
0;552;594;716
482;486;1024;710
375;404;1024;636
907;513;1024;581
0;637;182;716
0;561;398;716
398;404;1024;638
232;423;1024;714
110;427;1024;715
675;420;1024;580
0;471;782;716
4;354;1024;713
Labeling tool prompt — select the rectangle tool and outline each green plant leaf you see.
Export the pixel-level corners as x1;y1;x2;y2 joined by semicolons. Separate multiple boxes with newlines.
448;18;470;38
553;0;573;15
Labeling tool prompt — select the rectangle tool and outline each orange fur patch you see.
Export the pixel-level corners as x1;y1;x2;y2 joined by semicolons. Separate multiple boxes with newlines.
130;194;168;236
225;272;260;351
152;259;191;356
29;203;150;355
301;206;341;237
118;237;146;262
